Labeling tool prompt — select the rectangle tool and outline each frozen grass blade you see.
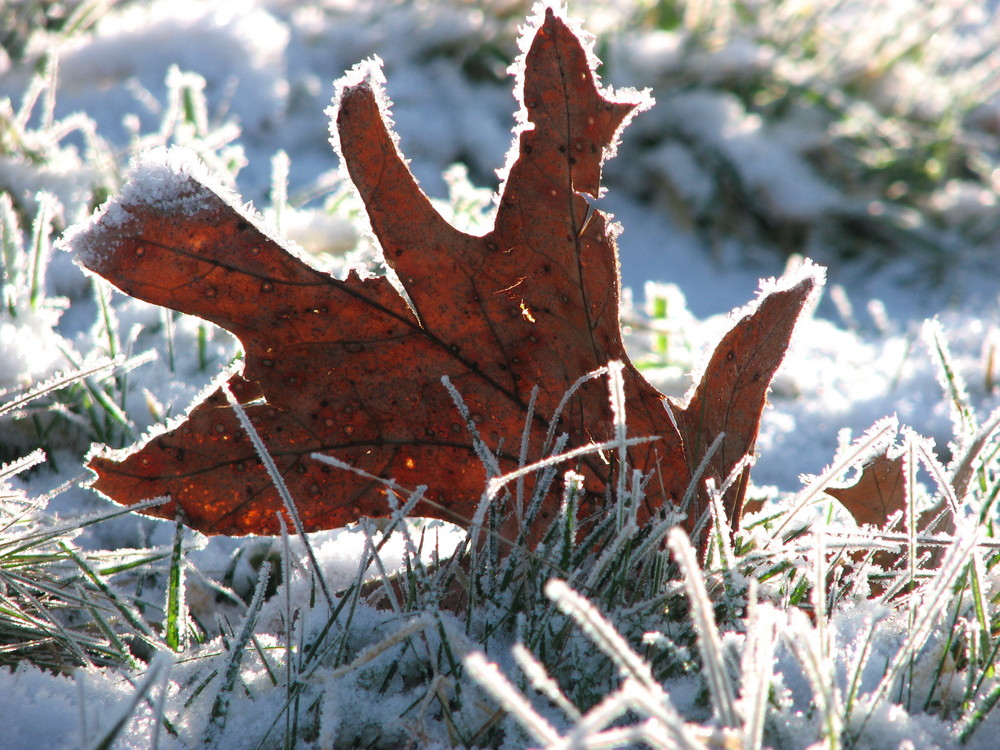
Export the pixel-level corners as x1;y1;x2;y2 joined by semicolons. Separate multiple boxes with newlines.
94;279;120;360
0;193;22;316
911;430;960;519
442;374;503;480
620;679;708;750
28;192;58;311
785;606;842;750
959;682;1000;745
164;519;187;652
667;529;740;729
503;432;569;560
60;0;114;38
0;449;46;481
58;542;156;643
545;579;659;695
925;319;976;440
607;360;631;526
358;520;406;615
76;584;136;668
705;453;753;571
223;382;335;612
274;516;297;747
556;469;582;571
516;385;540;523
738;584;777;750
541;365;609;457
905;435;918;599
4;495;169;558
1;571;94;669
810;527;842;748
512;642;582;722
202;561;271;746
0;354;152;420
465;651;561;747
55;344;138;444
270;150;290;234
486;435;658;502
683;431;724;534
950;403;1000;503
580;517;638;595
85;655;168;750
161;308;175;373
561;686;634;746
197;322;210;371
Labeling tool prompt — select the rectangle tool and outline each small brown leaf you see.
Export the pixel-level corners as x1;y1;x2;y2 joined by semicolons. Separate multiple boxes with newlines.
827;452;906;529
827;448;954;578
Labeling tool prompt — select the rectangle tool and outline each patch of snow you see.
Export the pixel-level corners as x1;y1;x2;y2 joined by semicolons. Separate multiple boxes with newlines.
644;141;715;212
0;306;69;389
928;179;999;228
4;0;289;145
665;90;841;221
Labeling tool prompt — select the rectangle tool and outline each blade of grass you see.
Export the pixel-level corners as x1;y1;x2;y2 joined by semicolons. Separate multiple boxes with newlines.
202;562;271;746
666;529;740;728
222;383;334;612
164;518;187;652
85;655;169;750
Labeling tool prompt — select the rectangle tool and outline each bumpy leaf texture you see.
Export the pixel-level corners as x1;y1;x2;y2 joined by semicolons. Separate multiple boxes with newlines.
65;8;821;550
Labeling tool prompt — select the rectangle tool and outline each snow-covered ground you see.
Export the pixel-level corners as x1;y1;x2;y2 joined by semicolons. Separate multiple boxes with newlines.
3;1;1000;748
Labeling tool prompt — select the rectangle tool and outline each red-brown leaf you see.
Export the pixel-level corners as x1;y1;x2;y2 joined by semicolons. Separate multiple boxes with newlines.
65;8;820;549
827;449;954;576
826;451;907;529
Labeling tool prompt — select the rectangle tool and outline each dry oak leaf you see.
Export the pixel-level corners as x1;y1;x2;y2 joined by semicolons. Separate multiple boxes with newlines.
64;8;822;549
826;450;908;530
827;445;954;573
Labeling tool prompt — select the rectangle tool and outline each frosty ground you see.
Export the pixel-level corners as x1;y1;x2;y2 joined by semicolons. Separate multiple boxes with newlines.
3;1;1000;748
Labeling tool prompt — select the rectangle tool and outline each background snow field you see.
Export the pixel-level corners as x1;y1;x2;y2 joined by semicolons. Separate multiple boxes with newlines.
3;1;1000;748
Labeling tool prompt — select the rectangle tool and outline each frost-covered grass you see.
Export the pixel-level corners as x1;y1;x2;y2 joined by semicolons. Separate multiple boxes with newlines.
610;0;1000;266
3;0;1000;748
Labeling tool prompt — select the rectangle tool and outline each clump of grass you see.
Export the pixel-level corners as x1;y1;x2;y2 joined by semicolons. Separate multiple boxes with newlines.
373;329;1000;748
613;0;1000;265
0;364;169;675
0;0;108;65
